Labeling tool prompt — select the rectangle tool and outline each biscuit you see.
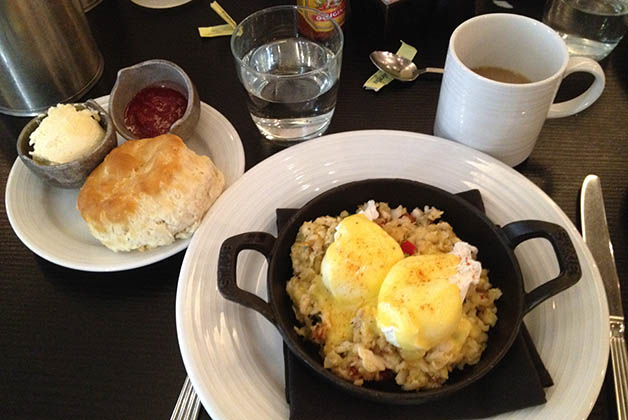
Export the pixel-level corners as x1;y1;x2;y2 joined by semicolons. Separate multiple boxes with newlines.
77;134;224;252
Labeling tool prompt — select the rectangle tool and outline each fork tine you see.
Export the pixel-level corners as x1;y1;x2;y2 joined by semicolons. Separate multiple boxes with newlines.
183;390;201;420
170;376;200;420
170;377;190;420
180;380;197;420
179;380;193;419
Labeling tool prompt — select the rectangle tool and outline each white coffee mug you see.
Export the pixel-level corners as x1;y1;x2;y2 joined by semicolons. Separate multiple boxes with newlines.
433;13;605;167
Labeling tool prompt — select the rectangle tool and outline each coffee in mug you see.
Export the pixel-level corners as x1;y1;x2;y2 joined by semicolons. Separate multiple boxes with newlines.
471;67;531;84
434;13;605;167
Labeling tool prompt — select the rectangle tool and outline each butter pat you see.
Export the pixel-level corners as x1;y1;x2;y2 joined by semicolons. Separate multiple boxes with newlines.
29;104;105;164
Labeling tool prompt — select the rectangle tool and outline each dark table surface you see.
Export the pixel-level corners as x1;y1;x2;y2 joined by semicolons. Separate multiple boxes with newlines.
1;0;626;419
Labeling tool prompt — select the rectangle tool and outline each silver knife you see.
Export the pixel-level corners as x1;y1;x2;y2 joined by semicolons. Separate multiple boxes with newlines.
581;174;628;419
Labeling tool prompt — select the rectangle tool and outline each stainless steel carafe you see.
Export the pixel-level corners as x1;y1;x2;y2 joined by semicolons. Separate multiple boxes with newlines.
0;0;104;116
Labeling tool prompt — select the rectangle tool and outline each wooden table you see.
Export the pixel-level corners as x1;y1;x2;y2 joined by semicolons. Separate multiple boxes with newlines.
1;0;626;418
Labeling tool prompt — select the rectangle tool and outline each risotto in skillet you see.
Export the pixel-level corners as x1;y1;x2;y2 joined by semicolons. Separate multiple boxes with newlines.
286;201;502;390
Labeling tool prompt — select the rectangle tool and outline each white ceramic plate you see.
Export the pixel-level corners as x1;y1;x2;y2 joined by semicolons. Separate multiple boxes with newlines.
129;0;192;9
5;96;244;272
176;130;609;420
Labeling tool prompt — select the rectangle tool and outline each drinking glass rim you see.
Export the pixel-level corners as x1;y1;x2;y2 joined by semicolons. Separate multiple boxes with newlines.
449;13;569;88
230;5;344;78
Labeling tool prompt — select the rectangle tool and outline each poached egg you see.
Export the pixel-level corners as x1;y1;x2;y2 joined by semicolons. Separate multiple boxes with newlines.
321;214;404;303
376;242;482;351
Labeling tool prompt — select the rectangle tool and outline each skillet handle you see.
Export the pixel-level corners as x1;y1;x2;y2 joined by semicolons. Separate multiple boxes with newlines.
217;232;277;323
501;220;582;315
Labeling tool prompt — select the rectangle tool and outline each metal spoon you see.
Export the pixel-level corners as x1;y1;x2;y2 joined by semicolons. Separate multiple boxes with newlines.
369;51;443;81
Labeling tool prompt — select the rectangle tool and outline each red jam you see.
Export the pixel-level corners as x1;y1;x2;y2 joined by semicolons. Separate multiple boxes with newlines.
123;84;187;138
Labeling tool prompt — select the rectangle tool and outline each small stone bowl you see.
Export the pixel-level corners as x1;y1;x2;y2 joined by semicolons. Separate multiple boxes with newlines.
109;59;200;141
17;100;117;189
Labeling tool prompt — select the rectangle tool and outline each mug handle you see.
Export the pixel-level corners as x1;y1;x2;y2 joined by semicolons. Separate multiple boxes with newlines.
500;220;582;314
547;56;605;119
217;232;277;323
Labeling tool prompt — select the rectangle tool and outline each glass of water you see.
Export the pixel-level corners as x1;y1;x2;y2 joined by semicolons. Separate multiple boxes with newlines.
543;0;628;61
231;6;343;142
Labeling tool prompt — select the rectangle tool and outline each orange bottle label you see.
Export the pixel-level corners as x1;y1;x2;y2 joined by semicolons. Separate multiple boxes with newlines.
297;0;346;32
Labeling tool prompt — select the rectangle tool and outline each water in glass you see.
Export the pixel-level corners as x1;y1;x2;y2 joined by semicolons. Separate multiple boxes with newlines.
543;0;628;60
241;38;339;141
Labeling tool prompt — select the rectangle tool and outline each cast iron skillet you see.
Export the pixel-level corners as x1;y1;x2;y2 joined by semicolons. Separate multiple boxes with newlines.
217;179;581;404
